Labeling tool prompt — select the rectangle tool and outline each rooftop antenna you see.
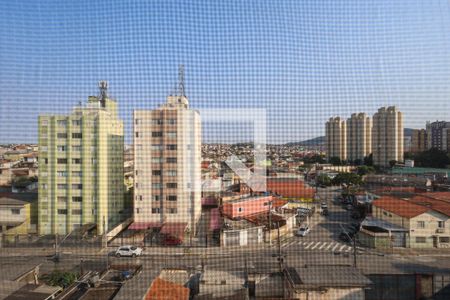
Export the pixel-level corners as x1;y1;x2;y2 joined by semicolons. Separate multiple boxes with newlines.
98;80;108;107
178;64;185;97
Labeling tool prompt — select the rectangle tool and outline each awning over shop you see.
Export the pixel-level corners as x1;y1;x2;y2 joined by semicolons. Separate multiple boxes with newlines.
160;222;188;239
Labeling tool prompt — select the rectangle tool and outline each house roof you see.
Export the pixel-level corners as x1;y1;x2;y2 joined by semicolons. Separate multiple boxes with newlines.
144;278;189;300
286;266;372;288
372;196;429;218
267;178;315;199
409;194;450;217
0;197;27;206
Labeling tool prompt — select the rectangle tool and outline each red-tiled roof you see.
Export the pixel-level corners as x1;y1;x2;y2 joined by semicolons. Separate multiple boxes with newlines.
145;278;189;300
267;179;315;198
410;194;450;217
372;196;429;218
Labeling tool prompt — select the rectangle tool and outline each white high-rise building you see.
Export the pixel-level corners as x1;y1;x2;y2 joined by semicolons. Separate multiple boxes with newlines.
372;106;403;167
132;69;201;235
325;117;347;161
346;113;372;163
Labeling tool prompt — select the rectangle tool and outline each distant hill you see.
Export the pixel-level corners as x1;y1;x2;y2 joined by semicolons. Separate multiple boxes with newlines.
285;136;325;146
286;128;414;147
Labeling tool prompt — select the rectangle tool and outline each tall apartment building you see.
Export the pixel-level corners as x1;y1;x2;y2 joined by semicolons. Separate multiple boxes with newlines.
410;129;427;153
38;82;124;235
346;113;372;162
325;117;347;161
372;106;404;167
133;73;201;234
426;121;450;151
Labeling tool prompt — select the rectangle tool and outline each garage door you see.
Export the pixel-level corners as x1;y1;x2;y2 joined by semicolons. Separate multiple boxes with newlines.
391;232;407;247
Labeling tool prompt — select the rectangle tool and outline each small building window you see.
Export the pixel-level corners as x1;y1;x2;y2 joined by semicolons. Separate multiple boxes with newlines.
57;209;67;215
416;237;426;243
72;197;82;202
152;208;160;214
166;144;177;150
166;157;177;163
152;195;160;201
72;133;82;139
168;208;177;214
57;158;67;164
72;158;82;164
166;183;177;189
438;221;445;228
152;170;162;176
11;209;20;215
152;131;163;137
72;209;82;215
238;207;244;212
417;221;425;228
167;195;177;201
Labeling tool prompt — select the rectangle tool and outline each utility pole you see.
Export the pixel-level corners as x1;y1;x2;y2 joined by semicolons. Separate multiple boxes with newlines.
277;222;283;272
268;201;272;246
339;224;357;268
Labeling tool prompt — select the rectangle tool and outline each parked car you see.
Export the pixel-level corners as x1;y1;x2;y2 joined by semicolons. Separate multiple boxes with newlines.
296;226;310;237
321;208;329;216
115;245;143;257
351;211;360;219
321;202;328;209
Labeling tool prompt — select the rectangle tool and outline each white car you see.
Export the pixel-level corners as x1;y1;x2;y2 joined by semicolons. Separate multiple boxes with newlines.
296;226;310;237
115;245;143;257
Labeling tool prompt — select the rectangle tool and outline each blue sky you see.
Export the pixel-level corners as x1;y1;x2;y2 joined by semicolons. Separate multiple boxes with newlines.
1;0;450;144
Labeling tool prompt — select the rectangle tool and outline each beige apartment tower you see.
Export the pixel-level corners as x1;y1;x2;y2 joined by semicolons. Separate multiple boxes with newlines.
133;80;201;233
346;113;372;163
325;117;347;161
372;106;404;167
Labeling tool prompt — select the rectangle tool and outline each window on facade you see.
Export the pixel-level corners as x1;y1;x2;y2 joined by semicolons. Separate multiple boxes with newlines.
151;157;164;163
57;184;67;190
416;237;426;243
57;197;67;203
166;132;176;138
152;170;162;176
72;171;82;177
41;146;48;152
72;197;82;202
151;144;163;150
438;221;445;228
11;209;20;215
167;195;177;201
152;183;163;188
152;119;163;125
238;207;244;212
72;133;82;139
57;133;67;139
417;221;425;228
57;145;66;152
152;131;163;137
57;171;67;177
167;119;176;125
72;119;81;126
72;209;82;215
440;237;450;243
57;209;67;215
72;145;82;151
166;183;177;189
166;170;177;177
166;144;177;150
72;184;82;189
152;195;160;201
152;208;160;214
135;119;140;125
57;158;67;164
41;184;48;190
136;208;140;214
168;208;177;214
135;132;140;138
166;157;177;163
57;120;67;126
72;158;82;164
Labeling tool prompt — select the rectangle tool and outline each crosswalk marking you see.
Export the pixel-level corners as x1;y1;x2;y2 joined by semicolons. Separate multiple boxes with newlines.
345;246;352;252
318;243;327;250
305;241;315;249
332;244;340;251
311;242;321;250
339;245;347;251
325;243;334;250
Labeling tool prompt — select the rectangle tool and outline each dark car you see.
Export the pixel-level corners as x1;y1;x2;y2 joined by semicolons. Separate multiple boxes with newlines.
350;211;360;219
321;208;329;216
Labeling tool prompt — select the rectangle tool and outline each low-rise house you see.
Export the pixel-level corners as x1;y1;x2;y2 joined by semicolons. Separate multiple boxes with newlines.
0;196;33;235
267;178;315;202
222;195;274;219
196;269;248;299
284;266;372;300
365;196;450;248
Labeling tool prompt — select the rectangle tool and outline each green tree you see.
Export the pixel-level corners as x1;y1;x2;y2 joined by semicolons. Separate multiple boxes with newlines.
414;148;450;168
41;271;78;288
332;172;362;187
329;156;342;166
356;165;375;176
316;174;332;186
363;153;373;166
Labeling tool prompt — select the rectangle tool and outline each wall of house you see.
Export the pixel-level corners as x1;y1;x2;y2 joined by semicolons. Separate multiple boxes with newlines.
292;287;365;300
372;206;410;229
410;211;449;248
1;203;31;235
222;196;272;219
